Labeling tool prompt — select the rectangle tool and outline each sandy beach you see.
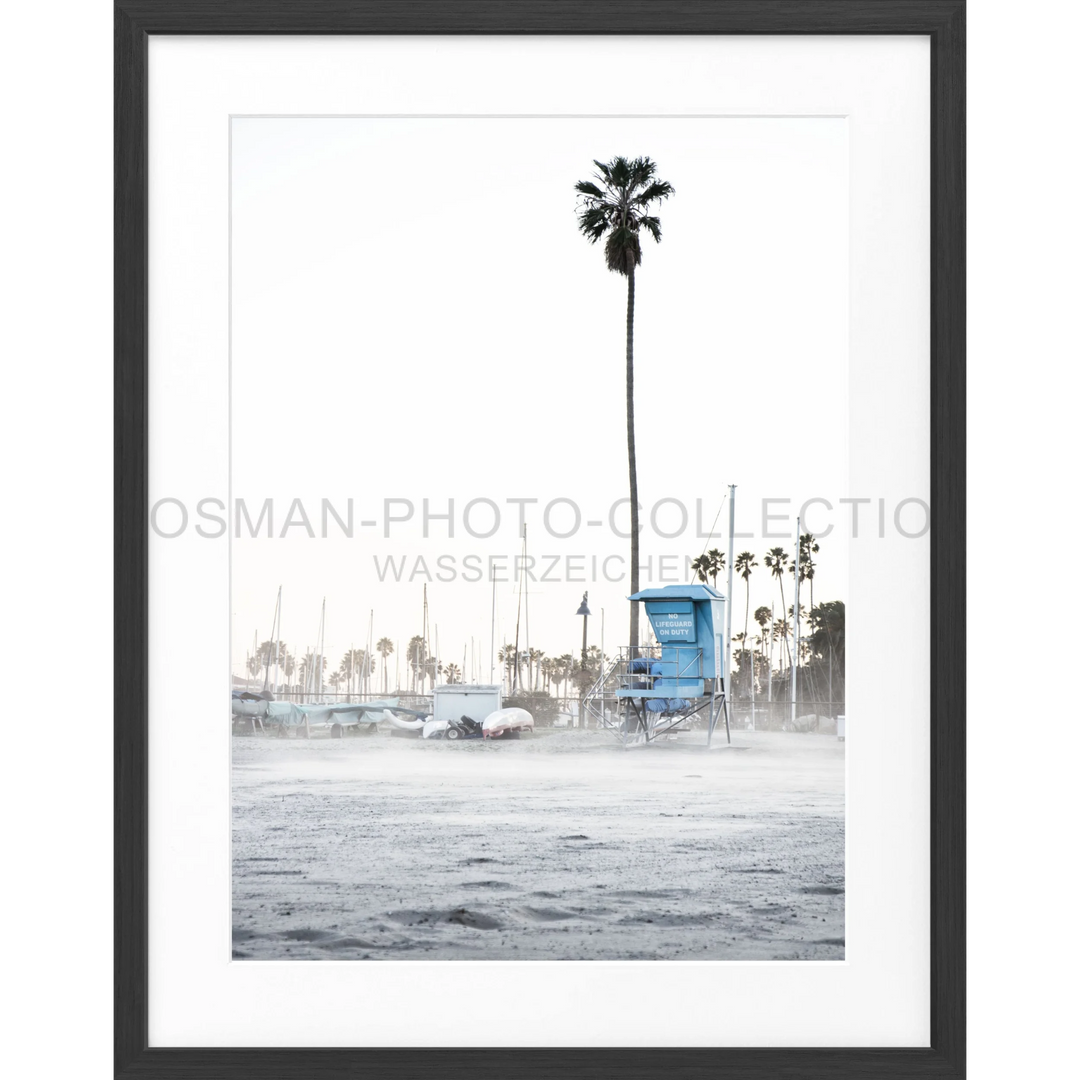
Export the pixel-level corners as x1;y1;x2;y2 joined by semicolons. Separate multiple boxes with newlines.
231;728;844;961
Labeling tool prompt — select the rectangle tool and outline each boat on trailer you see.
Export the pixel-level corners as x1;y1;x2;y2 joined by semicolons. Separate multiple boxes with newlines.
265;698;412;738
482;707;534;739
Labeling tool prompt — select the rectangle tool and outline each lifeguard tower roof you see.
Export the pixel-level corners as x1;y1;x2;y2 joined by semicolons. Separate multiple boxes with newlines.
628;584;725;603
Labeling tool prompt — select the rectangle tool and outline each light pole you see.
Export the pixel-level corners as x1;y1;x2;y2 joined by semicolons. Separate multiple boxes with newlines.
576;592;592;727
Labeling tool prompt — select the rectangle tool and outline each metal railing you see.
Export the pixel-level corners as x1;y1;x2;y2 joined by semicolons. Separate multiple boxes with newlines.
582;655;622;730
611;645;704;694
726;699;846;732
582;646;711;737
247;688;434;712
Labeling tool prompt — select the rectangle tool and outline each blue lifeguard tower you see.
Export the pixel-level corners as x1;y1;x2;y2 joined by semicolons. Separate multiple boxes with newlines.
599;583;731;746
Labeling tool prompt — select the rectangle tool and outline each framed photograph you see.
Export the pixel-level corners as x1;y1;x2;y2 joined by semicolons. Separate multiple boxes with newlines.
116;1;964;1076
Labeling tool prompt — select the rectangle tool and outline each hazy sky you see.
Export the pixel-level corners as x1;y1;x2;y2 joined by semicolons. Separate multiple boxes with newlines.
230;116;848;677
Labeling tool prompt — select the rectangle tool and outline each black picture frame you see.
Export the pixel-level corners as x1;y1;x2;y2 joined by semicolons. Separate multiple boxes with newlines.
115;2;965;1076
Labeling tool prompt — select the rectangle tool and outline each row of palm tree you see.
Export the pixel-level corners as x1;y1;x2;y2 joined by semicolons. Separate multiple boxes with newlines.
245;633;603;700
731;599;845;709
245;636;399;696
326;641;386;695
690;548;726;589
245;642;327;692
496;644;559;695
686;533;842;705
320;636;577;697
395;636;472;692
494;644;608;703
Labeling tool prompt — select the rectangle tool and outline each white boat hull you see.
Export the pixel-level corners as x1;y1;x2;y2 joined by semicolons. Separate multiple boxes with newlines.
482;707;534;738
382;709;426;731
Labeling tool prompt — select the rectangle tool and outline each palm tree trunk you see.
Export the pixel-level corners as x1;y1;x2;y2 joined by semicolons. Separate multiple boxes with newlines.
626;266;640;648
778;578;792;666
744;586;750;654
743;584;751;695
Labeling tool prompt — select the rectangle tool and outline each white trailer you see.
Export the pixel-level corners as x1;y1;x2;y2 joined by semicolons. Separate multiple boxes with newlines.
432;684;502;725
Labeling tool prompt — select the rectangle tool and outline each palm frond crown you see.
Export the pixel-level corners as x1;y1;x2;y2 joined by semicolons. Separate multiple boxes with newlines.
574;155;674;276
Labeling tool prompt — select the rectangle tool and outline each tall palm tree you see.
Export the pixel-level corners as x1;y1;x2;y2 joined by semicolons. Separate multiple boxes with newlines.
772;618;791;673
552;654;573;705
540;656;554;693
575;156;674;647
498;644;517;693
788;604;806;639
264;640;290;691
734;551;758;691
795;533;821;611
357;649;376;693
427;657;440;686
444;662;462;684
547;659;560;700
731;630;747;693
529;648;546;692
376;637;394;693
406;635;426;693
706;548;725;587
254;641;286;686
754;605;772;701
764;546;792;665
734;551;757;641
338;650;355;694
808;600;845;666
339;647;368;695
788;535;819;690
298;651;326;689
690;553;711;585
690;548;725;587
254;639;280;687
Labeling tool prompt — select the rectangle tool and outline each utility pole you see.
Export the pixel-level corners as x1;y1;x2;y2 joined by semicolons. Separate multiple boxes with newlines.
792;517;801;729
725;485;736;701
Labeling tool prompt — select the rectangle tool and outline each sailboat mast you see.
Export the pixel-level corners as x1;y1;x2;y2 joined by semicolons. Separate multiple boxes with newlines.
270;586;282;695
512;528;524;694
489;578;496;683
366;608;374;698
422;585;429;693
262;588;282;694
523;524;530;690
316;598;326;699
768;603;774;705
